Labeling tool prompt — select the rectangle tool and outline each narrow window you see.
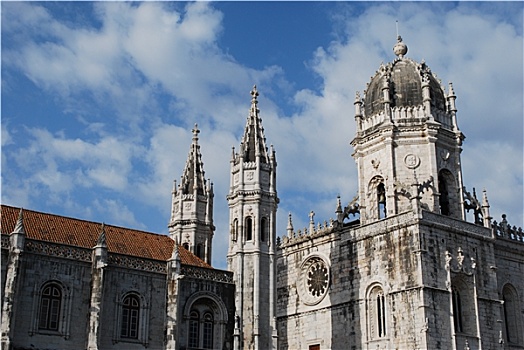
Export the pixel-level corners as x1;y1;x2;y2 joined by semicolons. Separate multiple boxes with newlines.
196;244;203;260
189;311;199;348
260;217;267;242
377;183;387;219
246;217;253;241
377;293;386;337
121;295;140;339
439;174;450;216
183;243;189;251
452;287;463;333
203;312;213;349
368;286;387;340
232;219;238;241
503;284;521;344
38;284;62;331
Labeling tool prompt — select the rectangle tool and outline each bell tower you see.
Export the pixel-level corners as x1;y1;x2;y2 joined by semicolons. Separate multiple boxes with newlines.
227;86;278;349
351;36;466;225
169;124;214;264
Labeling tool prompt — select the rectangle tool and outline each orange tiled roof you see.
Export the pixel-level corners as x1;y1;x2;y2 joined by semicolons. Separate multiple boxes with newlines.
1;205;211;269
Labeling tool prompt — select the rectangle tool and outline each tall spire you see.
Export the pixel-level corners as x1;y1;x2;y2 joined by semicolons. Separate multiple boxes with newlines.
169;124;214;264
240;85;270;163
180;124;207;195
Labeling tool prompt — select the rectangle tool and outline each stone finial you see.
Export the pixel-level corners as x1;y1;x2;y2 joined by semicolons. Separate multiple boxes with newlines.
13;208;26;235
287;213;294;237
251;85;259;104
192;123;200;141
96;223;107;247
393;35;408;58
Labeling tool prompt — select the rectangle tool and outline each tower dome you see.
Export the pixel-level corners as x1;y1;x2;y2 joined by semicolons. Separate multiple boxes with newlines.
363;37;447;119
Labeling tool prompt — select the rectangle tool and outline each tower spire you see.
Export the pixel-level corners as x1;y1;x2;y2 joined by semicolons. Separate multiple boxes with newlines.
240;85;270;163
227;86;278;349
169;124;214;264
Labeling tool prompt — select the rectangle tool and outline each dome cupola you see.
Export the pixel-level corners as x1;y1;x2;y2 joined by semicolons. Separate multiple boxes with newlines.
358;36;454;132
351;35;466;224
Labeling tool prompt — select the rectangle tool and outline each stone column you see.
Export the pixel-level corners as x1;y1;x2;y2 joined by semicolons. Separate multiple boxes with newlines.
165;241;182;349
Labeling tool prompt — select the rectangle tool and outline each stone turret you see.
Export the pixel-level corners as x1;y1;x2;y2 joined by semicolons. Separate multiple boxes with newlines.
227;86;278;350
351;36;466;224
169;124;215;264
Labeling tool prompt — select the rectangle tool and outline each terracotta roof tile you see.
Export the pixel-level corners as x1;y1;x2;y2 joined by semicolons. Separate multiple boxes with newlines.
1;205;211;269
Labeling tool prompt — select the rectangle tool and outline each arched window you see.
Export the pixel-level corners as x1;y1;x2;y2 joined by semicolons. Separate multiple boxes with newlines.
38;283;62;331
188;311;199;348
260;217;268;242
245;216;253;241
377;292;386;337
377;183;387;219
451;286;463;333
503;284;522;344
121;294;140;339
185;294;228;350
438;173;450;216
196;244;204;260
368;285;387;340
203;312;214;349
183;242;189;251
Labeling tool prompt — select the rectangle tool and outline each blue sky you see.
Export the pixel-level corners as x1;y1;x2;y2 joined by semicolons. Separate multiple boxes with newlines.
2;1;523;269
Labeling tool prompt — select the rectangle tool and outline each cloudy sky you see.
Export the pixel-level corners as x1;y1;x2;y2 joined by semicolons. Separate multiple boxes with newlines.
2;1;522;269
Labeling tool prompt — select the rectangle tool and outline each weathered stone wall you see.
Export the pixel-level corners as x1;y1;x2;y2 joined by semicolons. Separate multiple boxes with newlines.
176;270;235;350
98;267;167;350
10;253;92;350
276;210;522;349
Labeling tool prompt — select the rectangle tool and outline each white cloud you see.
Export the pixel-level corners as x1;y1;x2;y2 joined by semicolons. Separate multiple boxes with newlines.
1;2;522;270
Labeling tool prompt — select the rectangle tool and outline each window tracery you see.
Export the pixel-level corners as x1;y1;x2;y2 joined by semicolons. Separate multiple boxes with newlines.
298;255;330;305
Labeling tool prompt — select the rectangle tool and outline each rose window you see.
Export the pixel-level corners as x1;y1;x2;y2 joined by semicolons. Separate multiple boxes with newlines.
299;256;330;305
307;261;329;296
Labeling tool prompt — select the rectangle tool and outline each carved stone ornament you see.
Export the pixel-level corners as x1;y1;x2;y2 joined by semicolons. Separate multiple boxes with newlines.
404;153;420;169
444;247;476;276
298;255;330;306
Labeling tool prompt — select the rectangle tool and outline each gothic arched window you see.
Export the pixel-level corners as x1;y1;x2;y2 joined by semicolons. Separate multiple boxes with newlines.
245;216;253;241
260;217;268;242
377;183;387;219
503;284;522;345
38;283;62;331
368;285;387;339
439;172;450;216
121;294;140;339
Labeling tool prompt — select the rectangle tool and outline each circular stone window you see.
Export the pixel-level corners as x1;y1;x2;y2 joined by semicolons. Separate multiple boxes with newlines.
298;255;330;305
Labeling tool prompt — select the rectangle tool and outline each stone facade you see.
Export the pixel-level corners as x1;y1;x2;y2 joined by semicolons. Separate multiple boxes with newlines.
275;36;524;350
2;36;524;350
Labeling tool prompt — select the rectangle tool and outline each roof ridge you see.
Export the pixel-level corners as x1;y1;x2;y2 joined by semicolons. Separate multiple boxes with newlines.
0;204;167;238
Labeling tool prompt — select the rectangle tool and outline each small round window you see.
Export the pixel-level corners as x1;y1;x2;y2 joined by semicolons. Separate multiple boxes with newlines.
299;255;330;305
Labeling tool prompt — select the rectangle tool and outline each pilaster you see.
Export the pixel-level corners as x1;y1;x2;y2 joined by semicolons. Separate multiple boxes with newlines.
1;209;25;350
87;224;108;350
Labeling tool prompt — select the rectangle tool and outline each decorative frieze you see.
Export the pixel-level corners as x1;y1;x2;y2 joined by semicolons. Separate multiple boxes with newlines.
180;265;233;284
109;254;166;273
25;240;91;262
